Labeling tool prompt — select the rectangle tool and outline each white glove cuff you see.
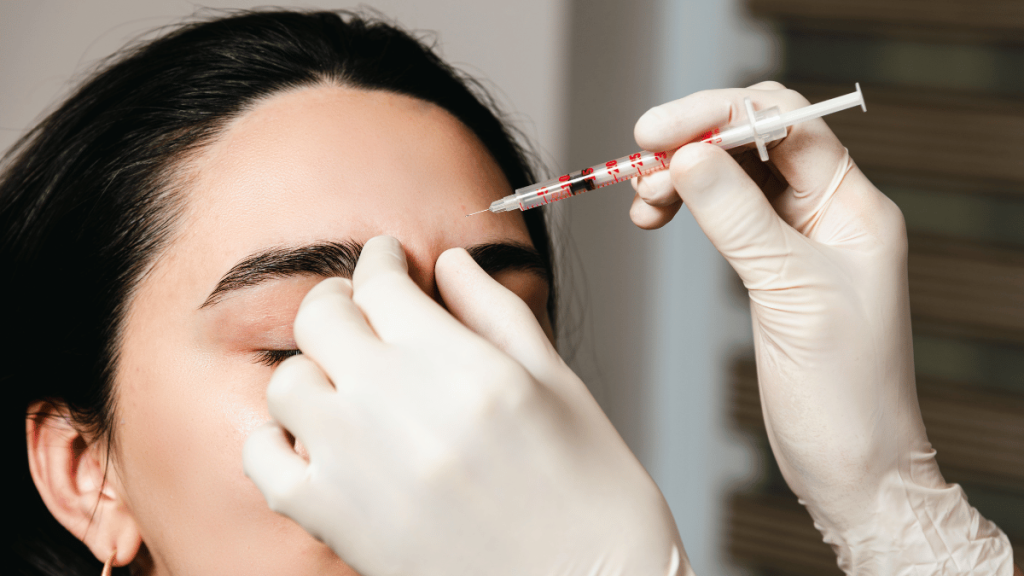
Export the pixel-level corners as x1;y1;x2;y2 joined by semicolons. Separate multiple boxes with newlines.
808;468;1014;575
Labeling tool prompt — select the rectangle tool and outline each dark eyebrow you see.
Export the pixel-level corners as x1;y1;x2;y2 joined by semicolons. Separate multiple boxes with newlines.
200;240;362;308
465;241;549;284
199;239;548;309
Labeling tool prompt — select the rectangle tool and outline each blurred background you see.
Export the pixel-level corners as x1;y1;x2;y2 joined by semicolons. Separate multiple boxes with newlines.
2;1;1021;574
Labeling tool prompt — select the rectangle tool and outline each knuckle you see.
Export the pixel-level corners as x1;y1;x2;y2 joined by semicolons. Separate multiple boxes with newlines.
413;444;462;486
780;88;811;110
748;80;786;91
479;359;537;414
724;98;740;125
691;88;722;102
445;355;533;420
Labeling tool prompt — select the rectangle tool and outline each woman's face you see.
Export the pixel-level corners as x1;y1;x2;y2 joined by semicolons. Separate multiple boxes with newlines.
111;85;552;575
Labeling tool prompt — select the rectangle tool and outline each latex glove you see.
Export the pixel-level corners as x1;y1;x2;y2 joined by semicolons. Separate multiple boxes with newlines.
631;83;1014;575
243;235;693;576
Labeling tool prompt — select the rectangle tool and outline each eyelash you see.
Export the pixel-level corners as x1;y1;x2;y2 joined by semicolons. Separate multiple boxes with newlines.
255;349;301;367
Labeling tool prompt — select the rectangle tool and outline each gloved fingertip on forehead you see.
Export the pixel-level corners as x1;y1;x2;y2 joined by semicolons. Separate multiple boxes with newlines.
354;235;410;286
362;234;403;256
303;277;353;303
435;248;491;303
435;246;477;274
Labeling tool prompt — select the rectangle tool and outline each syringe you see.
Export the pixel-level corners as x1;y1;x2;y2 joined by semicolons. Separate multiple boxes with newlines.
469;83;866;215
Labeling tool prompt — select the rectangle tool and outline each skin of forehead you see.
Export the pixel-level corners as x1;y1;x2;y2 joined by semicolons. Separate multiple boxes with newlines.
149;84;534;307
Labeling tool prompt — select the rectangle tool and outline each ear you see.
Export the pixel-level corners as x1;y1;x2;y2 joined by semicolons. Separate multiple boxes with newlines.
26;401;142;570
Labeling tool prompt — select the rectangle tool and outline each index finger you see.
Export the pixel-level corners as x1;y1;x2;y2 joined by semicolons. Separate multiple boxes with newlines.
352;235;467;344
293;276;381;378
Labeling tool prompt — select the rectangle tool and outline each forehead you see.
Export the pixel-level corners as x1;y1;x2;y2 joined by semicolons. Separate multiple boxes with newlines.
173;85;531;278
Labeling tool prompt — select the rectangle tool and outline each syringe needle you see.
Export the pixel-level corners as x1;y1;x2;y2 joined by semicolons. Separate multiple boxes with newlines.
465;208;490;217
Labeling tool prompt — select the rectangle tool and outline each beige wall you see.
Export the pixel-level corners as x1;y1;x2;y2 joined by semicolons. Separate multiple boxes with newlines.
0;1;569;165
560;2;774;573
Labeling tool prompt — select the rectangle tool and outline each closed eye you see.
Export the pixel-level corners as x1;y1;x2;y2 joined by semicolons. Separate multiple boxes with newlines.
254;349;301;367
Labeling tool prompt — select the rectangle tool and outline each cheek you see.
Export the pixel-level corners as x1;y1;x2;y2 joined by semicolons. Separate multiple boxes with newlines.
112;343;340;573
114;346;259;541
115;344;263;503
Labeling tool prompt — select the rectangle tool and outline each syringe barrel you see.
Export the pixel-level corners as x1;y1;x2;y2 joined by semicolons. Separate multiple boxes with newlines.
509;150;672;211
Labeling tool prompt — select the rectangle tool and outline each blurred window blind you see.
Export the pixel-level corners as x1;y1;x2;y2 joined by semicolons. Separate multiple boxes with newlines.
728;1;1024;573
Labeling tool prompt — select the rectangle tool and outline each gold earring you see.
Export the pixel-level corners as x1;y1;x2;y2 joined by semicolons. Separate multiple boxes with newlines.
101;549;116;576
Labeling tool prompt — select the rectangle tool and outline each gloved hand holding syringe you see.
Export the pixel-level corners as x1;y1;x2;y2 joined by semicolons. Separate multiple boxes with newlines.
247;80;1019;576
469;83;865;215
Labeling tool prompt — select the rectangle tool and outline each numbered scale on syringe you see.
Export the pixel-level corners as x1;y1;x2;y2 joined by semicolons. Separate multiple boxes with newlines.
512;150;671;211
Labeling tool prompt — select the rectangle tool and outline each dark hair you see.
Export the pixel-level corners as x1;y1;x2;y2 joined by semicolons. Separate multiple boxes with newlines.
2;10;553;575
